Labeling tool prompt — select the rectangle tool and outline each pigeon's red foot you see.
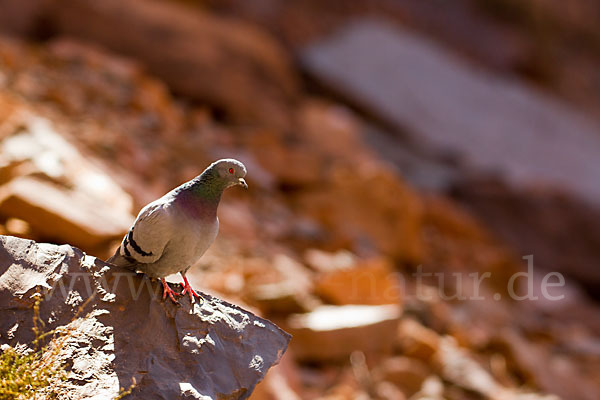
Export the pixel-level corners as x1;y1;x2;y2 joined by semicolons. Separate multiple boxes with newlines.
160;278;182;304
180;274;204;304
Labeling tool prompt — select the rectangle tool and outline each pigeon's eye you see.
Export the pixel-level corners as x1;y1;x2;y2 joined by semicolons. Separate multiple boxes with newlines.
228;168;234;174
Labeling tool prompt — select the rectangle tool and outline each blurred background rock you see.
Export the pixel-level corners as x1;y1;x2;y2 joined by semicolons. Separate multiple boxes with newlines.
0;0;599;399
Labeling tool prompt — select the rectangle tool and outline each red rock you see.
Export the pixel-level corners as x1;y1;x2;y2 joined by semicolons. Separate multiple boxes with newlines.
298;99;373;165
251;353;303;400
48;0;299;129
434;337;503;396
320;383;362;400
396;318;441;362
453;178;600;298
372;357;431;397
245;99;372;188
0;108;134;212
296;163;424;262
421;194;520;293
0;0;47;36
493;329;599;400
313;255;403;306
246;254;319;315
4;218;32;238
244;129;324;187
435;337;563;400
413;375;445;399
0;158;32;187
304;248;356;273
375;381;407;400
0;111;134;256
0;176;131;253
249;281;318;315
286;304;402;362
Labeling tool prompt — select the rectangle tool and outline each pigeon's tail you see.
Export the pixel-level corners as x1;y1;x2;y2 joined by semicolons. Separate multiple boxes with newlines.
106;248;138;271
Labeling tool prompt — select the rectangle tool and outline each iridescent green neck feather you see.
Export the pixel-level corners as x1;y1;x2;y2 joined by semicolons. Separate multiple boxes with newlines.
179;167;228;203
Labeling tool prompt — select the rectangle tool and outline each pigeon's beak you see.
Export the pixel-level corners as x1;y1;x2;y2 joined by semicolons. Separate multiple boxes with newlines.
238;177;248;189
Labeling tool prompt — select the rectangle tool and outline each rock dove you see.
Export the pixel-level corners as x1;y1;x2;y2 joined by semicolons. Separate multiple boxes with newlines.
107;159;247;303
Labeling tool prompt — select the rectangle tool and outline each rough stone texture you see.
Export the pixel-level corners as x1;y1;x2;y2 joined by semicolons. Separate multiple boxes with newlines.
301;18;600;205
0;235;290;399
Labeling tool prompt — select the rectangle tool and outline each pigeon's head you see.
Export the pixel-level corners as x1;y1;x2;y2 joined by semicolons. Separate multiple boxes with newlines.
209;158;248;189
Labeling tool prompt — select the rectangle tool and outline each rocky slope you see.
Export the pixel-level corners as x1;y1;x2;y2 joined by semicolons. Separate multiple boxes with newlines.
0;1;599;399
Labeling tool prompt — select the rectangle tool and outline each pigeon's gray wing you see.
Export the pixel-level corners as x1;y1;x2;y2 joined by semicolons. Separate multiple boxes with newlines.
107;202;172;268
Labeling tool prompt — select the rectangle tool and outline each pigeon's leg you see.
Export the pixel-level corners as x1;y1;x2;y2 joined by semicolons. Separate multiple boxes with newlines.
180;272;204;304
160;278;181;304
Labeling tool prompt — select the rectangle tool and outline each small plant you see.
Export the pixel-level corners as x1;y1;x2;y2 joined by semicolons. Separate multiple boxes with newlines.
0;294;67;399
0;292;136;399
0;344;66;399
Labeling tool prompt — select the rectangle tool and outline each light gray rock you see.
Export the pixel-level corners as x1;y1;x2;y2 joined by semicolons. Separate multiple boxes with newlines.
302;18;600;205
0;235;290;399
